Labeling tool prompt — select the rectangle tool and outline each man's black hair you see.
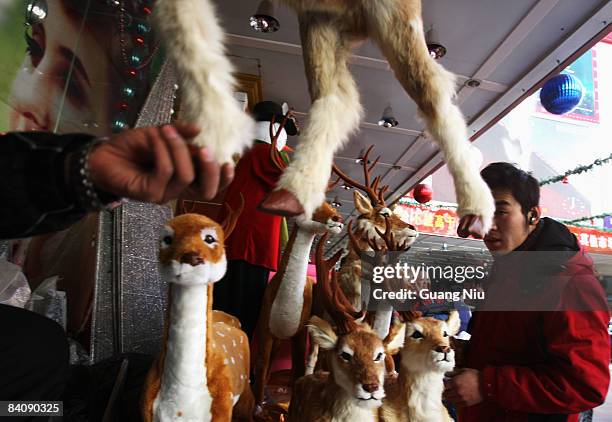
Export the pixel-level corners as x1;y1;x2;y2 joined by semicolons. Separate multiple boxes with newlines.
480;162;540;217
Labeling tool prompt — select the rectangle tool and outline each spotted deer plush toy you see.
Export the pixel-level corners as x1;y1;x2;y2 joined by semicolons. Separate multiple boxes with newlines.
141;212;254;422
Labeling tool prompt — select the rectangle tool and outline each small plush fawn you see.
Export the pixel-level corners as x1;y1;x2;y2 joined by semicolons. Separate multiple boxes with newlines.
141;211;253;422
380;311;460;422
287;239;404;422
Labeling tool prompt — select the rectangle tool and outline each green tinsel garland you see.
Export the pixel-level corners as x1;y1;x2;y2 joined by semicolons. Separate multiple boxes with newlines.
563;213;612;225
539;153;612;186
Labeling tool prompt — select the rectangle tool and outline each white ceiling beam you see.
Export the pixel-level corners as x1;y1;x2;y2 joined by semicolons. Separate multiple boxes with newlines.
456;0;560;104
226;33;507;93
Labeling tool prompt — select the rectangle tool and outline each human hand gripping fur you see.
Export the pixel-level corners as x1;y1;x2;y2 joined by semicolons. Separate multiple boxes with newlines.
89;123;234;204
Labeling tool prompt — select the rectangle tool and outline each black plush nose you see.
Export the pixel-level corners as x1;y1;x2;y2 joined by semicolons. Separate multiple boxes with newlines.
362;383;379;393
181;252;204;266
331;215;342;222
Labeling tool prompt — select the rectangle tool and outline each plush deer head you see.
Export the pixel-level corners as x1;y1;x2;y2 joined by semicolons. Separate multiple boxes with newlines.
296;201;344;235
158;214;228;287
397;311;461;374
333;146;418;251
295;236;404;413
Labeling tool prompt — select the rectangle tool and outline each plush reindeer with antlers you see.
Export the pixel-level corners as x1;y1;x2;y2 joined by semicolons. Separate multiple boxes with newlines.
155;0;494;238
288;234;405;422
331;146;418;314
141;200;255;422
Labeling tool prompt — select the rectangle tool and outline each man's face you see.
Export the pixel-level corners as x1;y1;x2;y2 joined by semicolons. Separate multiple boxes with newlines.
484;189;531;255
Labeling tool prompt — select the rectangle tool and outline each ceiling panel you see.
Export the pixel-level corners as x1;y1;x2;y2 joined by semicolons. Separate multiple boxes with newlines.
488;0;607;85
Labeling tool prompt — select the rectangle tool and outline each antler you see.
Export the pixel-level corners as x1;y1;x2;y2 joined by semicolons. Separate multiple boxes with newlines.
315;232;364;335
373;215;411;252
221;193;245;237
331;145;389;206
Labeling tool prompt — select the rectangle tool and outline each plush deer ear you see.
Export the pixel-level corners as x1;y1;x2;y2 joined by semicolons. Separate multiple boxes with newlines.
383;321;405;355
307;316;338;350
354;191;374;215
446;310;461;336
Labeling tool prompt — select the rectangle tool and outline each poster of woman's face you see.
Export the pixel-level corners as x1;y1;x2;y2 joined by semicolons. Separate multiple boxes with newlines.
0;0;156;341
1;0;153;135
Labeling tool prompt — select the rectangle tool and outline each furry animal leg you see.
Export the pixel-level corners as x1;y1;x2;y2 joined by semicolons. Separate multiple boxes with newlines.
262;13;363;218
154;0;254;164
364;0;494;236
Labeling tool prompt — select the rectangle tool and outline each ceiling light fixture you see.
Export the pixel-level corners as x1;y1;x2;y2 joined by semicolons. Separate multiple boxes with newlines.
249;0;279;33
378;104;398;128
426;26;447;60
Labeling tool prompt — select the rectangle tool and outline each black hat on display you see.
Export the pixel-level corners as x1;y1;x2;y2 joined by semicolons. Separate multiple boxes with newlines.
252;101;298;136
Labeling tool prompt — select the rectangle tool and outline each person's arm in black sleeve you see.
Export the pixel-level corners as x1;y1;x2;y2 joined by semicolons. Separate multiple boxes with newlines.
0;131;116;239
1;124;237;240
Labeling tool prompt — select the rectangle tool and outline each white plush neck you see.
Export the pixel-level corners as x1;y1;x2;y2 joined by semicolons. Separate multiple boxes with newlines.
269;227;316;339
254;121;287;151
401;370;446;421
330;389;378;422
155;284;212;420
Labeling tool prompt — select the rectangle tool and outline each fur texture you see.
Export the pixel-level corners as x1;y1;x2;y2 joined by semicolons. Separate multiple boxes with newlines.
288;317;396;421
276;11;363;217
380;312;460;422
154;0;254;164
142;214;253;422
252;203;343;406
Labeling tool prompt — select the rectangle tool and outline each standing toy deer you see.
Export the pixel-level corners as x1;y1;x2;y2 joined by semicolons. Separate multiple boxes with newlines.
141;209;254;422
252;201;343;407
154;0;494;238
380;311;460;422
332;146;418;314
287;234;405;422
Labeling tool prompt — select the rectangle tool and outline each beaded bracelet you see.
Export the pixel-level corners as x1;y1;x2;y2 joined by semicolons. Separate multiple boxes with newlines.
68;138;122;211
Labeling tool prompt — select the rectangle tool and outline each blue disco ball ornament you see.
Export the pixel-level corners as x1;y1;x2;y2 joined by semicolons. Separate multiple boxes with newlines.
539;73;584;115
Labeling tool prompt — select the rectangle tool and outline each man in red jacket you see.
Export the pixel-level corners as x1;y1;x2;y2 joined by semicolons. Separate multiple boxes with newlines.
445;162;610;421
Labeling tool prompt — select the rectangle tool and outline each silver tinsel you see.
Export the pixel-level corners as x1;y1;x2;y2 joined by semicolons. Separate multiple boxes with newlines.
89;60;177;363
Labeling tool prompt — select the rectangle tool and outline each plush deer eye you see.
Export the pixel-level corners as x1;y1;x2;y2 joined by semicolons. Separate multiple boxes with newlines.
411;330;424;339
204;235;216;244
160;227;174;249
374;352;384;362
379;208;391;217
340;352;352;361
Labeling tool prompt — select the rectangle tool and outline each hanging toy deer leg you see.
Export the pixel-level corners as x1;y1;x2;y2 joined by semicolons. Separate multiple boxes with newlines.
154;0;254;165
363;1;494;237
260;13;363;218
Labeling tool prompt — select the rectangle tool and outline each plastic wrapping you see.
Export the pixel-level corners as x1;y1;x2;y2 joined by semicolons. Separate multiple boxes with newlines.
26;276;67;329
0;259;32;308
